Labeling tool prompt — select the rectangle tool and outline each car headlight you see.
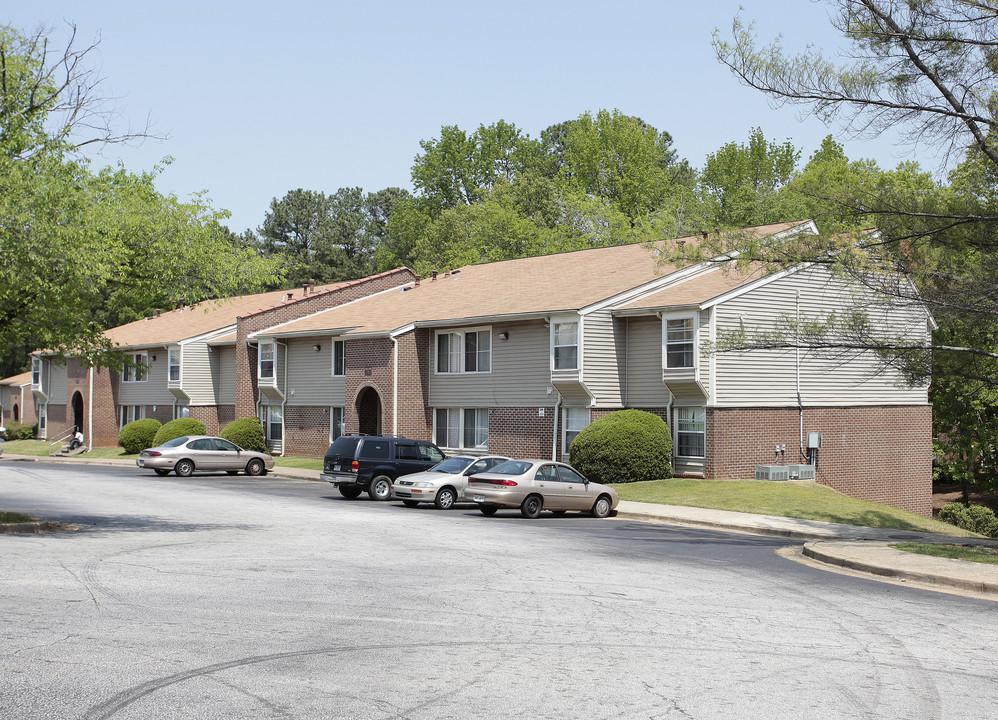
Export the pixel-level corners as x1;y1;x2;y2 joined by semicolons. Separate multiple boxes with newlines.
413;482;434;488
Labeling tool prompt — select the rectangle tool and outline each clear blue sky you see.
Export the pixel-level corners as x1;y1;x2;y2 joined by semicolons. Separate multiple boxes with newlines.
10;1;934;234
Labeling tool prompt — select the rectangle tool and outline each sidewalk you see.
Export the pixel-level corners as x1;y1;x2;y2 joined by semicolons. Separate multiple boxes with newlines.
4;453;997;597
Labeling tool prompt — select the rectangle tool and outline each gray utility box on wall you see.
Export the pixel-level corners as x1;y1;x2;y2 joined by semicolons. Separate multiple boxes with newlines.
785;464;816;480
755;465;790;481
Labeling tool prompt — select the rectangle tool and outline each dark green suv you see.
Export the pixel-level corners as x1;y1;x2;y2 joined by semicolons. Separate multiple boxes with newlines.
320;435;446;500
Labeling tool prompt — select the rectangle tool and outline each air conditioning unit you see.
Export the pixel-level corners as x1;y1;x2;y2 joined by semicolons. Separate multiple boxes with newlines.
755;465;790;481
785;464;816;480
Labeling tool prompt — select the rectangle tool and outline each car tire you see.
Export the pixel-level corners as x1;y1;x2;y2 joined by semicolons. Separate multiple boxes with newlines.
402;499;420;508
479;505;499;516
245;459;265;476
153;469;171;477
174;459;194;477
368;475;393;501
520;495;543;519
434;486;457;510
338;486;363;499
591;494;612;518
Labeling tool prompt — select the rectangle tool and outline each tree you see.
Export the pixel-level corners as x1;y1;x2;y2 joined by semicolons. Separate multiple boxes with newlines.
259;189;334;287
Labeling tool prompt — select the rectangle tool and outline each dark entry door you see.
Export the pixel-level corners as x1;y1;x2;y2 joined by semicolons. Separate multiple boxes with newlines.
357;387;382;436
72;392;84;433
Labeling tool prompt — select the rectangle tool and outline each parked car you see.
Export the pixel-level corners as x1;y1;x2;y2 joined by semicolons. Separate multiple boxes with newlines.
136;436;275;477
320;435;446;500
467;459;619;518
392;455;510;509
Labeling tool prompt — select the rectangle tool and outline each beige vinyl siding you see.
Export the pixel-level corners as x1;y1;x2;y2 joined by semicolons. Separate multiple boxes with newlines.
430;320;552;407
624;316;670;407
215;346;237;405
698;309;711;394
46;361;68;404
713;266;929;407
286;338;344;406
118;352;174;405
581;309;624;407
179;342;215;405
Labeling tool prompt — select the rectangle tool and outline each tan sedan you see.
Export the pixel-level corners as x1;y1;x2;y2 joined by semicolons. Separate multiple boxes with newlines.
136;436;275;477
467;459;619;518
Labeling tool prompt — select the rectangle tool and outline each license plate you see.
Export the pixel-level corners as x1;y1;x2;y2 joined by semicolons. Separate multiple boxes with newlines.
473;494;485;502
333;464;341;471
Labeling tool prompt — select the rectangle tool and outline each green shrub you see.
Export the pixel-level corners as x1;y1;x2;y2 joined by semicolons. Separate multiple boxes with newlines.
569;409;673;484
5;420;36;440
118;418;162;454
939;502;998;538
152;418;206;447
220;416;268;453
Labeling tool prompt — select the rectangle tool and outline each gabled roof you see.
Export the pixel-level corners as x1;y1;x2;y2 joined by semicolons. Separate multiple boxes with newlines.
614;262;770;313
0;371;32;387
255;222;805;339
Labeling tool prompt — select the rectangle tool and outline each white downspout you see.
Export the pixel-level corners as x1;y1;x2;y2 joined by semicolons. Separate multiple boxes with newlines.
796;290;805;462
280;341;288;457
87;367;94;451
551;389;563;461
392;335;399;437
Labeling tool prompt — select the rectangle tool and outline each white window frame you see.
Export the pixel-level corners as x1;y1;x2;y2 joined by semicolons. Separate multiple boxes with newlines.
434;327;492;375
330;406;345;441
168;347;182;382
122;352;149;383
331;340;345;377
674;407;706;458
550;317;580;371
31;357;42;387
119;404;146;429
38;404;47;439
174;405;190;420
262;404;283;442
258;341;276;382
433;407;489;451
663;312;698;370
562;407;591;455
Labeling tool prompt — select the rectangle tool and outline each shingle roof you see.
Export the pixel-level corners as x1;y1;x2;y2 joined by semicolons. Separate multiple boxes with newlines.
615;262;770;312
258;222;803;338
0;371;32;386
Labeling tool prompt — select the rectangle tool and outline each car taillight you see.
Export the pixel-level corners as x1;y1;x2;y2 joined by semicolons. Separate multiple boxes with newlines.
494;479;518;486
351;460;359;472
146;451;162;457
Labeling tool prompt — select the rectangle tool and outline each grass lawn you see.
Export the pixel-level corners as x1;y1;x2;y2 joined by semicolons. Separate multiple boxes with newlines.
891;542;998;565
272;457;323;471
0;440;137;460
0;511;36;524
611;478;979;536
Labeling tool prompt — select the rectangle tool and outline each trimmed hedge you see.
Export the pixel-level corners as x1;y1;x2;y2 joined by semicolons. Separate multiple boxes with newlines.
939;502;998;538
118;418;162;454
152;418;207;447
4;420;37;440
220;416;268;453
569;409;673;485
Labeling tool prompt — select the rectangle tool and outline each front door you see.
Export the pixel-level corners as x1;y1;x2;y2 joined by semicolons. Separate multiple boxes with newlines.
71;391;84;436
357;387;381;436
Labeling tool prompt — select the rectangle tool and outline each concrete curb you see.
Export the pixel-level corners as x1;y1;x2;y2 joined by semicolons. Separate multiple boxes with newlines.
613;508;841;541
0;520;79;534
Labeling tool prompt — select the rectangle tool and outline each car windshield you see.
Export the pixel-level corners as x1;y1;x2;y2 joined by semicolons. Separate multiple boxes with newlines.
430;457;473;473
488;460;533;475
161;436;189;448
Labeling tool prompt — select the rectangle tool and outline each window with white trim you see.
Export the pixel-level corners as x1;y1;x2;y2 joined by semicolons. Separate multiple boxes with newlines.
31;357;42;387
38;404;47;438
665;317;695;369
434;407;489;450
174;405;190;420
332;340;345;376
259;342;275;381
168;347;181;382
330;406;345;441
119;405;146;428
675;407;705;458
262;405;282;442
435;328;491;373
553;321;578;370
563;407;590;454
122;353;148;383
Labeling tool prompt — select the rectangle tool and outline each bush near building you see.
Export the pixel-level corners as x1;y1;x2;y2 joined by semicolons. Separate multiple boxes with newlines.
939;502;998;538
220;417;268;453
118;418;162;454
151;418;207;447
569;409;673;484
4;420;36;440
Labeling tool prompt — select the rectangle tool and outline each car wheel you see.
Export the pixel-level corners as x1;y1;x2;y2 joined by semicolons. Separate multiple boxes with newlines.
245;459;265;476
591;494;612;518
338;486;363;499
174;459;194;477
402;499;420;508
153;469;170;477
551;510;567;516
479;505;499;516
435;487;457;510
520;495;543;519
226;470;239;476
368;475;393;501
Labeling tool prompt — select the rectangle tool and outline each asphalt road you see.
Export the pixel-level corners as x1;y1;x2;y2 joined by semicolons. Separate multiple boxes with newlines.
2;462;996;719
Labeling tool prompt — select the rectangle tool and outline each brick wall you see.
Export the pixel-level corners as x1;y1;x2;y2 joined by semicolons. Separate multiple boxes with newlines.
343;336;394;437
283;406;331;457
395;329;432;440
706;405;933;516
487;406;558;459
189;405;235;435
90;366;120;447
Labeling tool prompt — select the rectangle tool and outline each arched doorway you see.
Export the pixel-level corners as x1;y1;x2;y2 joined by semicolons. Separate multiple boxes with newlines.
12;404;19;422
71;391;84;434
356;387;382;436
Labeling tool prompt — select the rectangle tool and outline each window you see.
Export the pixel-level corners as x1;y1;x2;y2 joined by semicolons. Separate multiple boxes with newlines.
395;442;422;461
563;407;590;454
174;405;190;420
332;340;345;376
38;405;46;437
558;465;587;484
31;357;42;387
264;405;282;442
435;407;489;450
435;328;491;373
119;405;146;428
675;407;705;458
330;406;345;442
553;321;578;370
168;347;181;382
189;438;213;451
665;317;695;369
214;439;239;452
259;342;275;380
419;443;445;462
359;439;390;459
537;464;559;482
122;353;148;383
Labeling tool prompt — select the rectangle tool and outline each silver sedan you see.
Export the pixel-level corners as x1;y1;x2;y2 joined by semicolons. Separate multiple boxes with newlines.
392;455;510;509
136;436;275;477
467;459;619;518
